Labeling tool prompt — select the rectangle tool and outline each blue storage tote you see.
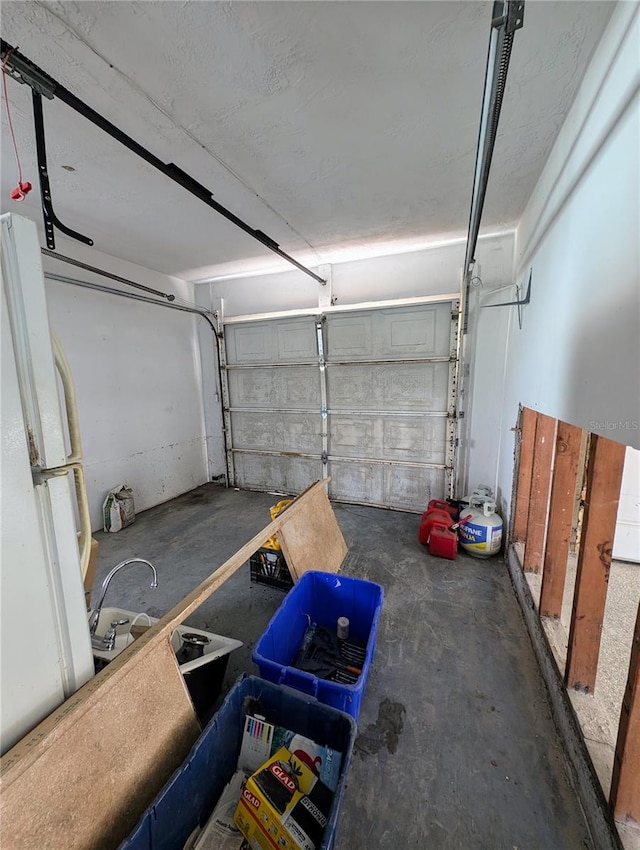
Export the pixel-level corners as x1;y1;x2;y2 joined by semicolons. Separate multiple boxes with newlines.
252;570;384;719
119;674;356;850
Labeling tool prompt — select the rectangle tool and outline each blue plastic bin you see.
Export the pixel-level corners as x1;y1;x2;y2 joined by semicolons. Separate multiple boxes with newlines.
119;674;356;850
252;571;384;719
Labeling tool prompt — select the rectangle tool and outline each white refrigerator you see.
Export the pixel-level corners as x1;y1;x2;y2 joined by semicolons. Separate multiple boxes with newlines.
1;213;94;755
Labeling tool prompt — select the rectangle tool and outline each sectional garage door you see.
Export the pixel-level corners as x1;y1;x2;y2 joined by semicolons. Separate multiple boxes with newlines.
221;301;458;512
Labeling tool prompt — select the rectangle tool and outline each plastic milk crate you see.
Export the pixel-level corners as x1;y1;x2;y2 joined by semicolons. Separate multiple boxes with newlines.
252;571;384;720
119;675;356;850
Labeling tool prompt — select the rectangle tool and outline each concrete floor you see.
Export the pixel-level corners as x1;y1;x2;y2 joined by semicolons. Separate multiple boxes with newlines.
93;484;596;850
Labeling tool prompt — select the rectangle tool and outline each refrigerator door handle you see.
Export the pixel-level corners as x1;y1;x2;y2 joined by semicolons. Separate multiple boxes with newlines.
71;463;91;581
52;333;82;463
34;463;92;581
52;333;91;579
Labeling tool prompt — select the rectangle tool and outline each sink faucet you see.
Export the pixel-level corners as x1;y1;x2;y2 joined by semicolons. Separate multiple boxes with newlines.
88;558;158;636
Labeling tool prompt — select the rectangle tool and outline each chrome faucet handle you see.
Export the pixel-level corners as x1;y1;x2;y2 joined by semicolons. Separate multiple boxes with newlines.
103;618;130;651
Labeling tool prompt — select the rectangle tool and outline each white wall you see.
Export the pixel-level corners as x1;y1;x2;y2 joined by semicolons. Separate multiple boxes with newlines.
43;237;210;530
201;231;515;317
470;2;640;520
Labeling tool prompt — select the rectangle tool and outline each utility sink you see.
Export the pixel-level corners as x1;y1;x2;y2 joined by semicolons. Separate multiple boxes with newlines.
89;606;242;672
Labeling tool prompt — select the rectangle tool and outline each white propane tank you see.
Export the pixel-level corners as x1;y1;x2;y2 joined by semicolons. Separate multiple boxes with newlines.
458;490;503;559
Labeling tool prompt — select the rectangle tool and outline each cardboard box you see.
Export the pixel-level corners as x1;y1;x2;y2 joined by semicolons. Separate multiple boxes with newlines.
234;748;332;850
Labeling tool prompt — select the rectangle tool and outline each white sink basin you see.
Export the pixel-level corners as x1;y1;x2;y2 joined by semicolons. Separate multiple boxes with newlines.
89;606;242;673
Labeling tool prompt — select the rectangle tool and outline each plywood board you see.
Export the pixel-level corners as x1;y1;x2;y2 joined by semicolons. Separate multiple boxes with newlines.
0;480;346;850
1;639;199;850
278;483;348;580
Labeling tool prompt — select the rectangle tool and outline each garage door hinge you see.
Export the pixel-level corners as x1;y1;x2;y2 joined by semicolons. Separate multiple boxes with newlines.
321;451;328;465
321;404;327;418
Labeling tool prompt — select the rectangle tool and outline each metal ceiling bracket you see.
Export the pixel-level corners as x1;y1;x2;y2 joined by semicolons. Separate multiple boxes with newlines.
32;91;93;250
3;47;55;99
1;39;324;283
481;268;532;329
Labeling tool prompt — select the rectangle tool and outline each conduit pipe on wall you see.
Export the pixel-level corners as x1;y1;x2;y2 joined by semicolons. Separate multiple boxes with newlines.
42;248;177;301
44;272;216;329
44;271;230;486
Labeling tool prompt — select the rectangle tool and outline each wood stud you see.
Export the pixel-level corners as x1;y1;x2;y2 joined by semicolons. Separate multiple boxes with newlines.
539;422;584;618
512;406;537;542
565;436;626;693
610;602;640;824
523;413;557;573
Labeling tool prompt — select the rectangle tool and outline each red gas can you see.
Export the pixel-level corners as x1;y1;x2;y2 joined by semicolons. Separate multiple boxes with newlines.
428;521;458;560
419;508;452;545
419;500;458;546
426;500;457;520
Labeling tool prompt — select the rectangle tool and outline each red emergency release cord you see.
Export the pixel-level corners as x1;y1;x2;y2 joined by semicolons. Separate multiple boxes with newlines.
2;46;32;201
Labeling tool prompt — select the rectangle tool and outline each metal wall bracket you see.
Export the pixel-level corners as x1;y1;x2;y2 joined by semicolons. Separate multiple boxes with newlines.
481;268;531;328
318;264;333;310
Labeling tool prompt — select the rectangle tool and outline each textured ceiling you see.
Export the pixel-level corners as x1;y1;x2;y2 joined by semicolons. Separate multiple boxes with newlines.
0;1;613;280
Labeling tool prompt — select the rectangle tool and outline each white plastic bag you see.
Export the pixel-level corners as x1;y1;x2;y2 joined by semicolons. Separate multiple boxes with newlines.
103;484;135;533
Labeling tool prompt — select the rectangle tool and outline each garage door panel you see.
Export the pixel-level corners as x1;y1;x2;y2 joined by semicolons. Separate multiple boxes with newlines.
327;315;373;359
276;321;318;361
387;466;446;512
283;414;324;453
228;366;319;409
330;415;447;464
282;370;320;406
226;318;317;365
326;366;374;407
326;362;449;412
328;460;445;510
328;461;385;506
224;301;457;509
231;412;283;451
231;412;322;454
228;370;278;407
226;324;273;364
233;452;320;493
326;304;451;361
382;416;446;463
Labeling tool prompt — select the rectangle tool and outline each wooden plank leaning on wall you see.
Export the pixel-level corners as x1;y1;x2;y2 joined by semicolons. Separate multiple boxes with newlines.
565;436;626;693
0;480;347;850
